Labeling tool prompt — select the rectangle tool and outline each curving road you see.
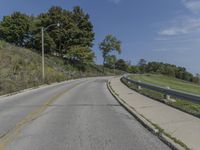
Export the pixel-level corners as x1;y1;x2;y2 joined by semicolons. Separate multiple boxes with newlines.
0;77;170;150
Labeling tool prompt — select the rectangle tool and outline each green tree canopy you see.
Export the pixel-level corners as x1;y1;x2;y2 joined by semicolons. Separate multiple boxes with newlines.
66;46;95;64
138;59;147;66
71;6;95;48
137;59;147;73
105;55;117;69
134;61;196;83
115;59;128;72
0;6;96;69
0;12;31;46
32;6;95;56
99;34;121;66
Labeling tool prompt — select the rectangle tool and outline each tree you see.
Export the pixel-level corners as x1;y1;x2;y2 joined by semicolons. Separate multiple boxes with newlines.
99;34;121;72
31;6;95;57
164;66;176;77
138;59;147;73
115;59;128;72
195;74;200;84
0;12;31;46
65;46;95;70
182;72;193;82
105;55;117;69
137;61;196;83
34;32;56;53
71;6;95;48
138;59;147;66
0;6;96;69
192;74;200;84
129;66;139;73
32;6;71;54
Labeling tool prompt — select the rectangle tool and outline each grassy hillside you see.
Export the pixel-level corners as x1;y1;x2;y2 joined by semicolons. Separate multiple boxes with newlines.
130;74;200;95
0;41;123;95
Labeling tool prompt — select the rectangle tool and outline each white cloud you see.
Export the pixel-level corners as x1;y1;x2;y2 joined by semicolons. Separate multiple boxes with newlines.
109;0;122;4
153;47;189;53
159;0;200;36
159;28;187;36
182;0;200;14
153;48;170;52
159;17;200;36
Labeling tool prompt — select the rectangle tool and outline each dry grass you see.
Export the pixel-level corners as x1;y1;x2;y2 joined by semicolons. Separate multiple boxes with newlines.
0;41;124;95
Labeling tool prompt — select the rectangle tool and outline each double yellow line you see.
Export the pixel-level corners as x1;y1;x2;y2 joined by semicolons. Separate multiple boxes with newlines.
0;82;82;150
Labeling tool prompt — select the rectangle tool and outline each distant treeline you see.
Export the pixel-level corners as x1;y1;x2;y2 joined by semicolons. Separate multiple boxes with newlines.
105;57;200;84
0;6;95;68
137;61;199;83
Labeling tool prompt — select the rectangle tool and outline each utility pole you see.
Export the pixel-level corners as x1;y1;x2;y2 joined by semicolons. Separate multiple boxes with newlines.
114;63;116;75
41;23;60;81
41;27;45;81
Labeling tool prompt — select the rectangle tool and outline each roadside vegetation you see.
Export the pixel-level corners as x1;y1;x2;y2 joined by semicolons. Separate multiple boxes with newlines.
129;60;200;84
0;41;124;95
0;5;199;99
0;6;125;95
121;74;200;118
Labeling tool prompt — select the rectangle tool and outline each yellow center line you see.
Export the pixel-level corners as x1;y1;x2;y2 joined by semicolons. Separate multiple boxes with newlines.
0;82;83;150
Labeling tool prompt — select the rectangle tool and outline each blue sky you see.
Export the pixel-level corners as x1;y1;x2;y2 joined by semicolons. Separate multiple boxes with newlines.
0;0;200;74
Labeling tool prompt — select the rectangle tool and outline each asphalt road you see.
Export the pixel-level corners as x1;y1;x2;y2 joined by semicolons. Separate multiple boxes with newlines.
0;77;170;150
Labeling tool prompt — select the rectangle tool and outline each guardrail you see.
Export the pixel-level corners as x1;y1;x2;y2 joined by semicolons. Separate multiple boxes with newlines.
122;75;200;104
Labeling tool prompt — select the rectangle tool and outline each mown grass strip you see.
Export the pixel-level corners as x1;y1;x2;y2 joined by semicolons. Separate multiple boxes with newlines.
130;74;200;95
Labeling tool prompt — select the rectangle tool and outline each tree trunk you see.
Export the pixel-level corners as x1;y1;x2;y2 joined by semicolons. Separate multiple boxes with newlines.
103;57;105;74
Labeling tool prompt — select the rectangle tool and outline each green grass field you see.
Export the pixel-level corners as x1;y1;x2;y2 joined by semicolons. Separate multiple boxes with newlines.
130;74;200;95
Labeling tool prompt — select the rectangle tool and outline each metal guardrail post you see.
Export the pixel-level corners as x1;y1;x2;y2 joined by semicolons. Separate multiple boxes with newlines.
138;80;142;90
165;86;171;100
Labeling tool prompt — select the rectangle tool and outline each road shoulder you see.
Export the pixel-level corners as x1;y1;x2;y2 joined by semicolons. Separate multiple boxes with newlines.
107;77;200;150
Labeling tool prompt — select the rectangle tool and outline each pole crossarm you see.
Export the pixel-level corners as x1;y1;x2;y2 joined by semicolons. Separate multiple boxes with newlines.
43;23;60;31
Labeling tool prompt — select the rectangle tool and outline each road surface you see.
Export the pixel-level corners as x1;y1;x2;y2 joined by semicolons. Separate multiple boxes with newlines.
0;77;170;150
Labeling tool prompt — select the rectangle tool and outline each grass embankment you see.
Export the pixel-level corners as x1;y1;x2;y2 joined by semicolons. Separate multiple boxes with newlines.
122;74;200;118
130;74;200;95
0;41;123;95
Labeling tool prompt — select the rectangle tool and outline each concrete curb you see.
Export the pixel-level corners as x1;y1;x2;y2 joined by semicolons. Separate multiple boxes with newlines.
0;79;79;99
0;76;114;99
107;80;185;150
